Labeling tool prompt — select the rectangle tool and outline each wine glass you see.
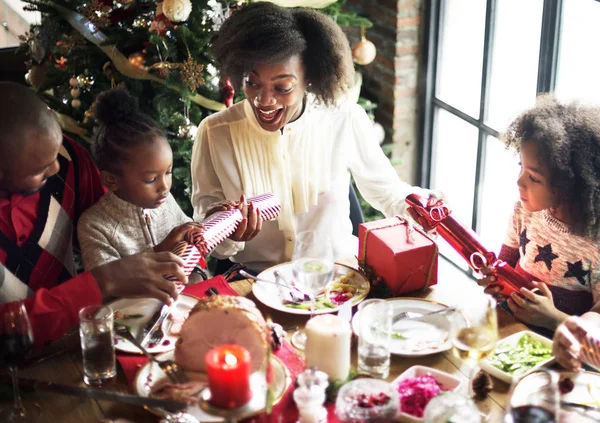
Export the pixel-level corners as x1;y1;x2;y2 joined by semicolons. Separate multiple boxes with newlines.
0;302;38;422
449;295;497;418
290;231;335;350
503;370;559;423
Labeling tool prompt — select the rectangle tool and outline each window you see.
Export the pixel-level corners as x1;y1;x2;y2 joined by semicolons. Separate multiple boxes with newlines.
420;0;600;272
1;1;40;48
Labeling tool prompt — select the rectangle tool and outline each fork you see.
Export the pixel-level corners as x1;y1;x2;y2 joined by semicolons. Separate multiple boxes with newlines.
114;325;189;384
392;307;457;325
240;270;306;303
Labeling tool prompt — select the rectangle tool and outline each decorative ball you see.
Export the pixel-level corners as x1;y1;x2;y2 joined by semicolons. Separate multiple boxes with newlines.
155;67;169;79
77;70;95;90
30;40;46;64
71;99;82;108
178;119;198;139
70;88;81;98
128;52;146;70
352;37;377;66
69;77;79;87
162;0;192;22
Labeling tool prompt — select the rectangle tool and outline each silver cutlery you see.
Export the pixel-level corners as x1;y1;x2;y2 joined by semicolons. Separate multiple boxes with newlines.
240;270;306;303
392;307;457;326
115;326;189;384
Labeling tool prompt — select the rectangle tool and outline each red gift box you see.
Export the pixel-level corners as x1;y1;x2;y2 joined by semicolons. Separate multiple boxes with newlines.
358;216;438;296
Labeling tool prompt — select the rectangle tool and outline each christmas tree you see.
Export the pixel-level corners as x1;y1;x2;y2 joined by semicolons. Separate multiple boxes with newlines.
17;0;374;216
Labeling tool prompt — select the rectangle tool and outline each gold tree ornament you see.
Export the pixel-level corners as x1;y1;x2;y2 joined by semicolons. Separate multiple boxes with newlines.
162;0;192;22
80;0;112;29
128;52;147;70
352;27;377;66
179;55;204;92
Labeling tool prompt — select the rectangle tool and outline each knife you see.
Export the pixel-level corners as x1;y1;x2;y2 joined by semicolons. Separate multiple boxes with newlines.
0;375;187;412
136;303;166;344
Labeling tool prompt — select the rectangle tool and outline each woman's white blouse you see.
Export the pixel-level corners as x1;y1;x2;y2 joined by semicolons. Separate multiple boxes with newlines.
191;98;424;272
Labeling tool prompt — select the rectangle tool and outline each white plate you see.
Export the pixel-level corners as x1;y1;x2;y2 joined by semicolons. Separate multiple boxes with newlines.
108;295;198;354
252;262;369;315
480;330;554;384
351;298;467;356
509;371;600;422
391;365;463;423
134;350;291;422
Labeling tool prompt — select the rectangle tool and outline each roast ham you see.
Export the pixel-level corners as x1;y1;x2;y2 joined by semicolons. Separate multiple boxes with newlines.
174;296;269;373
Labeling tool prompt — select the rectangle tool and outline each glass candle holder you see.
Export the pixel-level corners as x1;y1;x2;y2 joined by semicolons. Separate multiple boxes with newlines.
335;378;399;423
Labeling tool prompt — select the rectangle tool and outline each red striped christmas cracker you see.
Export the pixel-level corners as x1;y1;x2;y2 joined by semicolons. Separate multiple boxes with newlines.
166;241;205;289
579;328;600;371
197;193;281;254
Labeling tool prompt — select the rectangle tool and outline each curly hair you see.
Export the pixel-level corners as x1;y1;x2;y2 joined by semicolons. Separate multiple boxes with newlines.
210;2;354;106
503;94;600;239
92;88;165;172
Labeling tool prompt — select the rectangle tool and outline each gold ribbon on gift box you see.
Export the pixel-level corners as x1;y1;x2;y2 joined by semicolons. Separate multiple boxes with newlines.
358;215;438;295
49;2;226;113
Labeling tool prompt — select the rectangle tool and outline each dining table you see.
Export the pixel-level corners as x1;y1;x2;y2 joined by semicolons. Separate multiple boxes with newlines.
0;258;530;423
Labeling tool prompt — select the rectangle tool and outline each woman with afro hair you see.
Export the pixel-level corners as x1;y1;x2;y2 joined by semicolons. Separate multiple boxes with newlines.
191;2;436;272
479;95;600;333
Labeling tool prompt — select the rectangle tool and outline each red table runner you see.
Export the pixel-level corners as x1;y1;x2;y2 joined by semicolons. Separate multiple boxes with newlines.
116;276;324;423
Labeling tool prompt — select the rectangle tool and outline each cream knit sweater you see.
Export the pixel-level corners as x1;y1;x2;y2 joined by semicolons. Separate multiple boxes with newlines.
77;191;191;270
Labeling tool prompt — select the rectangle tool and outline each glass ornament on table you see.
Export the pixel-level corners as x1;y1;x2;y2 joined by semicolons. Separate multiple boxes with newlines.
0;302;40;422
448;295;498;420
290;231;335;350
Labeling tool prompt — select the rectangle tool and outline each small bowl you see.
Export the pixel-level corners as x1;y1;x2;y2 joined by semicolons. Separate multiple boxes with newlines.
335;378;399;423
391;365;463;423
480;330;554;384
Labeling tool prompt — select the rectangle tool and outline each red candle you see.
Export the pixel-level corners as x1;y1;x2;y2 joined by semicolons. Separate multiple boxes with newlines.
205;344;252;409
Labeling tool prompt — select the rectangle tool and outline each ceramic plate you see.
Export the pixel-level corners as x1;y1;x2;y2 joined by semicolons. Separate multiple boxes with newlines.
252;262;369;315
108;295;198;354
351;298;467;356
509;371;600;422
134;350;291;422
480;330;555;384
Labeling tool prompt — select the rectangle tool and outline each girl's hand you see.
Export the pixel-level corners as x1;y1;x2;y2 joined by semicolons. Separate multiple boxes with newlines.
506;281;567;329
155;222;204;253
553;316;586;371
476;266;507;300
229;194;263;242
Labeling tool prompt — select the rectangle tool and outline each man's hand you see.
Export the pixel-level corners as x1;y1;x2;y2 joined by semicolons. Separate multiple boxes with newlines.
507;282;567;330
553;316;586;371
91;252;187;305
476;266;508;301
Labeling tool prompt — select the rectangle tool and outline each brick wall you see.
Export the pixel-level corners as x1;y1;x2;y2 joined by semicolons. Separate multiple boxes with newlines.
344;0;422;185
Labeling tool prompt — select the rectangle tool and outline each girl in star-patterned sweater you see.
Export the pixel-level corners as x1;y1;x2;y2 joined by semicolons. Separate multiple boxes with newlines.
481;95;600;332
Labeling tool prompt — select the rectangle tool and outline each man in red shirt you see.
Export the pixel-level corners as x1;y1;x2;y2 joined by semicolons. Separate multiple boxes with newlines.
0;82;187;346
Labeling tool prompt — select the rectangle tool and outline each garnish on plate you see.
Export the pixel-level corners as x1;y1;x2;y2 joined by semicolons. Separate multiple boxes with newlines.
396;373;442;418
283;271;367;310
114;310;144;320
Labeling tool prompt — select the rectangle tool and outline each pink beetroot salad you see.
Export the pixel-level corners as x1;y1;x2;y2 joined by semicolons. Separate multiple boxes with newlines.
396;373;442;418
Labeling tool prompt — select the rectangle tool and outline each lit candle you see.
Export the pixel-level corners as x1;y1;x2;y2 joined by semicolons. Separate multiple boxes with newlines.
305;315;351;381
205;344;252;409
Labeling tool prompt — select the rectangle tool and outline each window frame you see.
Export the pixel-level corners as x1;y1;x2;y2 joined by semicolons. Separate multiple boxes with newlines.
418;0;563;272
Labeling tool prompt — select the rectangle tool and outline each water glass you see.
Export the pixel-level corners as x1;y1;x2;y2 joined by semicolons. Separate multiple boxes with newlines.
79;305;116;386
357;299;393;379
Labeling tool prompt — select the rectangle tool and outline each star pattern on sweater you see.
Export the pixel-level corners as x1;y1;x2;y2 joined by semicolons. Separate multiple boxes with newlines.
564;260;590;286
519;229;530;255
534;244;558;271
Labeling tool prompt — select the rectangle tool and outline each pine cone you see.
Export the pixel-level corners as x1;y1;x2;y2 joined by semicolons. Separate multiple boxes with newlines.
472;369;493;400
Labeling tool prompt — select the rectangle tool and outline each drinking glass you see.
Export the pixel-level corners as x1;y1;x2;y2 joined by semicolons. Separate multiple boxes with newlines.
290;231;335;350
79;305;116;386
449;295;497;418
503;370;559;423
357;299;393;379
0;302;38;422
335;378;399;423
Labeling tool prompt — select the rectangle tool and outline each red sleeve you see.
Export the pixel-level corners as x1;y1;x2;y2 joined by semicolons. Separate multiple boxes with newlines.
498;244;520;268
64;136;106;219
0;272;102;348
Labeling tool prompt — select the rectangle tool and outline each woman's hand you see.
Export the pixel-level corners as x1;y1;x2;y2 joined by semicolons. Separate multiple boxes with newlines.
204;195;263;242
229;194;263;242
553;316;586;371
476;266;508;300
154;222;204;253
506;281;567;330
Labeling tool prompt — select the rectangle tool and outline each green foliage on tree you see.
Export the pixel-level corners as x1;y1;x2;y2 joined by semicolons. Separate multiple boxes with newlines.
18;0;375;219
